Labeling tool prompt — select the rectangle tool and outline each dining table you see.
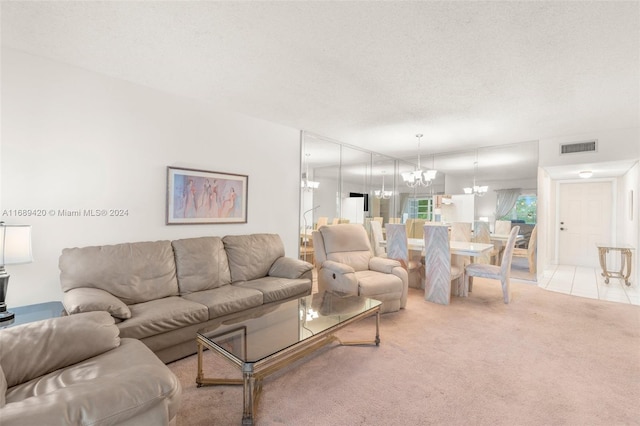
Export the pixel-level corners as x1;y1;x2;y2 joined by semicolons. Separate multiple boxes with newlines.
380;238;495;305
404;238;495;257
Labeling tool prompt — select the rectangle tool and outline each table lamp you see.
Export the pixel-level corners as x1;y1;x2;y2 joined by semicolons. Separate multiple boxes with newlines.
0;222;33;323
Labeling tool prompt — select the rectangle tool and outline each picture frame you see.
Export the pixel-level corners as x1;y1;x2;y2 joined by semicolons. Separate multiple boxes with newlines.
166;166;248;224
210;326;247;359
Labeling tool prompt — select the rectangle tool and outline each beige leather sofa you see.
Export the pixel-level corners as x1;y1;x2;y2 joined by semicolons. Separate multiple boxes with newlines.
313;224;408;313
59;234;313;363
0;311;181;426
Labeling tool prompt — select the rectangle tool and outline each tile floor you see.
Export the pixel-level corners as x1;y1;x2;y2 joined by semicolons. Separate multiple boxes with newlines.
536;264;639;306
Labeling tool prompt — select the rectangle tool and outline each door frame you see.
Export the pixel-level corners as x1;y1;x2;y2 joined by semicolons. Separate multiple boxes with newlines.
554;178;617;265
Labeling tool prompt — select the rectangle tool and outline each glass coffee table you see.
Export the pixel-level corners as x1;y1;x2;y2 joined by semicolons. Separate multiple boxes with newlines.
196;291;382;425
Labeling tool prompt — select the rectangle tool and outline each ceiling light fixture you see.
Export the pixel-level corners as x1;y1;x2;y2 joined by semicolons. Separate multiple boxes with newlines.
401;134;437;188
463;152;488;197
374;171;392;199
578;170;593;179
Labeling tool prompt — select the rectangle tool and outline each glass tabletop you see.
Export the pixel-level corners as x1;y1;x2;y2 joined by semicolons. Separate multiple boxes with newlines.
198;291;381;364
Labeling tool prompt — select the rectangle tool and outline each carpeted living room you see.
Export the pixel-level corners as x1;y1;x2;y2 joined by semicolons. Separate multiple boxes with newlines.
1;2;639;426
168;277;640;425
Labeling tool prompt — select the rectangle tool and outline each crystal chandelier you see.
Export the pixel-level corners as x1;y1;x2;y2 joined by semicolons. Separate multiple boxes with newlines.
374;171;392;199
401;134;437;187
301;153;319;191
463;154;488;196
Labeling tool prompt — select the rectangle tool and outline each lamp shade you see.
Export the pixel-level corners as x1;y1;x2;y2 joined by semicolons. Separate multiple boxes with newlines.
0;224;33;266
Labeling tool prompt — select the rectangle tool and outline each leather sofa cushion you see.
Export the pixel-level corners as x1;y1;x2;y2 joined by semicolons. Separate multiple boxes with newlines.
117;296;209;340
223;234;285;282
59;240;179;305
319;224;373;271
0;311;120;388
172;236;232;295
3;339;181;426
234;277;312;303
182;285;263;318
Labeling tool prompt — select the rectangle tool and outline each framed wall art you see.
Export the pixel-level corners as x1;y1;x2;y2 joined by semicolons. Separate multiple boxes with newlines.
167;166;248;224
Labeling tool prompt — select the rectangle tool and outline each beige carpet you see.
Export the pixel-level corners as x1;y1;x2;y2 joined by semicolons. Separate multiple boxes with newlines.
168;279;640;425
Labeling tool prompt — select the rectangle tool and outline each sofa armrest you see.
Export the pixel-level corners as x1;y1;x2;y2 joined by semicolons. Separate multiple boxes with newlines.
369;257;402;274
317;260;358;294
0;312;120;388
0;348;180;426
320;260;355;275
269;256;313;279
63;287;131;319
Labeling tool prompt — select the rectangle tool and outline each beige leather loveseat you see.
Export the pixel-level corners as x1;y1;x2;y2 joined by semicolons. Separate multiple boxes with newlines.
59;234;313;363
0;311;181;426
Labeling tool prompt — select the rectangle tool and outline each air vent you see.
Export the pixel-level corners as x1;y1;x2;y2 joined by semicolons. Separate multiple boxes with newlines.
560;140;597;154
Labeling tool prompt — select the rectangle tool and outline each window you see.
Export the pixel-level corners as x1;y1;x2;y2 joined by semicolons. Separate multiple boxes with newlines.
406;197;434;220
499;195;537;224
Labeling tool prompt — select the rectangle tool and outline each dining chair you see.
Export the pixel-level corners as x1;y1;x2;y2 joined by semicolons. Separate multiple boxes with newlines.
473;221;499;265
512;225;537;274
369;220;387;258
410;219;426;239
423;224;464;304
316;216;328;229
464;226;520;303
450;222;472;268
386;223;423;289
331;218;339;225
388;217;402;224
494;220;512;235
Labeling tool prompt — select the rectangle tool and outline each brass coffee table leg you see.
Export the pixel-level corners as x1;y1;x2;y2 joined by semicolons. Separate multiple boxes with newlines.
242;363;256;425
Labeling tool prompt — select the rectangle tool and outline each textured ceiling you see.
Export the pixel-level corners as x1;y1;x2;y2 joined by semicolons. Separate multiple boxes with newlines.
2;1;639;165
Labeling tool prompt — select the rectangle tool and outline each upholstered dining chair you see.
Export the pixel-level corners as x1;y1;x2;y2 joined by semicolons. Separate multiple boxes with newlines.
369;220;387;258
513;225;537;274
312;224;408;313
494;220;512;235
464;226;520;303
423;224;464;304
450;222;472;269
474;221;499;265
386;223;423;289
316;216;328;229
405;219;426;239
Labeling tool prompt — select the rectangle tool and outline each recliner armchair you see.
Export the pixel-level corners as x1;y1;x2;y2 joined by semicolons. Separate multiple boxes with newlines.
313;224;408;313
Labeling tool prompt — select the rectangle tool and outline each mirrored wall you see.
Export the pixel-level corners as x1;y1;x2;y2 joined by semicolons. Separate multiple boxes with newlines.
300;132;539;280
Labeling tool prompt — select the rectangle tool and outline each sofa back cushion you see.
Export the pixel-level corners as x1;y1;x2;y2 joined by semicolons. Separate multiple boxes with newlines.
319;224;372;272
223;234;284;282
0;311;120;388
59;240;179;305
172;236;232;295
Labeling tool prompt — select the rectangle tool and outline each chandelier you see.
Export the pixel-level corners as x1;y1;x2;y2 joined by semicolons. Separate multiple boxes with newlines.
463;154;488;196
301;153;319;191
374;171;392;199
401;134;437;187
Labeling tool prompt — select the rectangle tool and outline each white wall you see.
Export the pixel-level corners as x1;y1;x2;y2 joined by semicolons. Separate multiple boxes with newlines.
617;162;639;284
539;127;640;166
538;128;639;285
1;49;301;307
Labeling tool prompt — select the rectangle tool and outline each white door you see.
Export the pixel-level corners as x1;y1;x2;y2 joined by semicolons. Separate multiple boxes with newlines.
558;181;612;267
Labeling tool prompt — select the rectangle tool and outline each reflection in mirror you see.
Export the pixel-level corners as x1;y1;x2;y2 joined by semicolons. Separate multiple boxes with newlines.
300;132;538;282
